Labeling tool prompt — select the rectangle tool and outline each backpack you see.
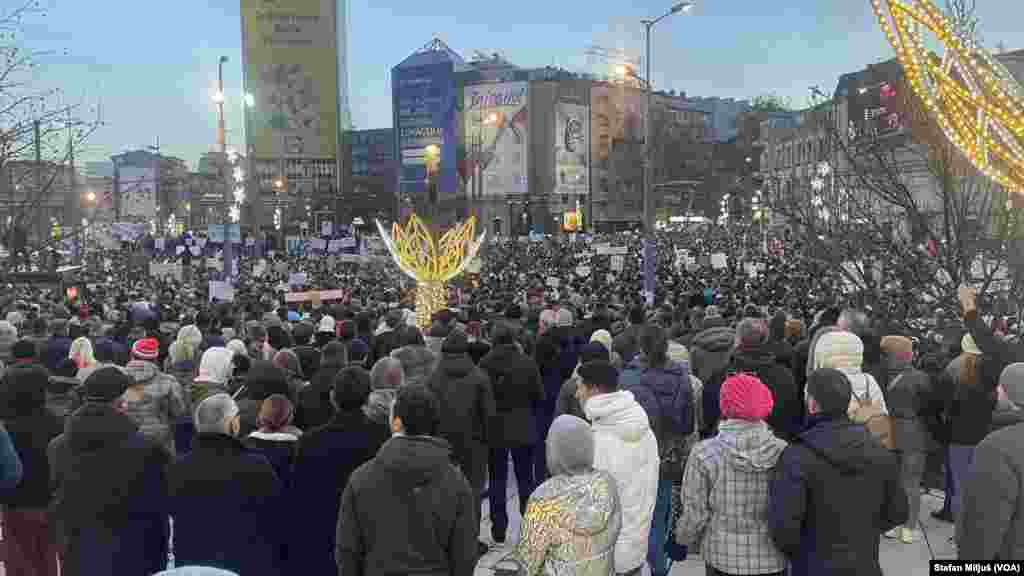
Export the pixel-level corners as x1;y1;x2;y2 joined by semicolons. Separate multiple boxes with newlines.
849;377;894;450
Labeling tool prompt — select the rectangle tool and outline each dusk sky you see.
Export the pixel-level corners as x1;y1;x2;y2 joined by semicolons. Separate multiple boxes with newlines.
24;0;1024;167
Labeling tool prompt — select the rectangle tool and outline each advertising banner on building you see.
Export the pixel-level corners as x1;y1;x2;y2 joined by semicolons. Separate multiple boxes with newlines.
464;82;529;198
241;0;339;158
394;62;457;197
119;166;157;221
555;102;589;196
590;85;644;218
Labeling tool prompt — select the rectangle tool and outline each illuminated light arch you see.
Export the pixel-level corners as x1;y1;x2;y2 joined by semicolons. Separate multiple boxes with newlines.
871;0;1024;196
376;215;486;328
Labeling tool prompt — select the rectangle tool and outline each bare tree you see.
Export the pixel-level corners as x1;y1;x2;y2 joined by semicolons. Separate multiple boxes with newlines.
0;1;103;268
766;73;1021;331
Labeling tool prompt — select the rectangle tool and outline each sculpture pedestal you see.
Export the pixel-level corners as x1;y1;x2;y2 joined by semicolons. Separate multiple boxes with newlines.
415;280;447;329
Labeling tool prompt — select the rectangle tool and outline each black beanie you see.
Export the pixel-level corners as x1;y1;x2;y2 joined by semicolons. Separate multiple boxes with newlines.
806;368;852;416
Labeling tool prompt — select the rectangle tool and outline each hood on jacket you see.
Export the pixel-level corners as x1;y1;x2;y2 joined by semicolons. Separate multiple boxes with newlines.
584;390;651;442
716;419;787;472
65;403;141;454
732;344;778;369
692;327;736;353
798;416;875;475
196;347;235;386
547;414;594;476
437;353;476;379
124;360;161;386
375;435;453;488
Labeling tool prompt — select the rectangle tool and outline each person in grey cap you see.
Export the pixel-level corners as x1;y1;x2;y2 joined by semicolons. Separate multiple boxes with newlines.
957;363;1024;561
49;367;172;576
507;414;621;576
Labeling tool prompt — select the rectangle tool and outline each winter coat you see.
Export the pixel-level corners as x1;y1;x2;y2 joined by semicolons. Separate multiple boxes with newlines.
556;369;586;421
957;422;1024;561
391;344;436;388
512;469;622;576
618;357;693;480
164;358;198;391
0;406;63;509
584;390;660;574
767;415;907;576
168;433;283;576
717;345;802;441
48;404;171;576
883;363;932;453
290;411;389;575
478;344;545;448
536;326;583;432
243;432;298;485
929;356;997;446
426;353;495;490
372;329;401;362
46;375;82;419
678;420;788;575
122;360;188;454
612;325;644;365
336;435;478;576
689;327;735;385
43;336;72;372
295;360;343;430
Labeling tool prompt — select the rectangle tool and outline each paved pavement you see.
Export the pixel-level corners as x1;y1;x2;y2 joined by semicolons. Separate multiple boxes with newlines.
474;482;957;576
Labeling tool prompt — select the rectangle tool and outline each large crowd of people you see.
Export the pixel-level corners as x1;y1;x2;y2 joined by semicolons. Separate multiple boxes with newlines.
0;223;1021;575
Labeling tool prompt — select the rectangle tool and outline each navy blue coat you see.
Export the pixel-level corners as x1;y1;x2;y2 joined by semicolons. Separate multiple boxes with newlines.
289;411;389;575
49;404;171;576
768;415;907;576
168;433;283;576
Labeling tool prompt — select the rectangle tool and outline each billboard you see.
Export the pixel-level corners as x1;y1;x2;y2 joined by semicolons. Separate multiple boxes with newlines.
591;85;644;217
464;82;529;198
555;102;589;196
241;0;339;158
394;62;457;197
119;166;157;221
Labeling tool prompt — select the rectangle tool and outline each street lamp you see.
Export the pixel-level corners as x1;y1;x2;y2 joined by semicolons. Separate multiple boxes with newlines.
641;0;694;306
85;191;96;203
216;55;228;154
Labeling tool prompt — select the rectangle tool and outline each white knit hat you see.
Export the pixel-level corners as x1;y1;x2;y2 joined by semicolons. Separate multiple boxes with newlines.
318;315;336;334
813;331;864;373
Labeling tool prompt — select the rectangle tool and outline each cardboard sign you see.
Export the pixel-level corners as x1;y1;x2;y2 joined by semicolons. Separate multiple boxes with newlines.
284;290;348;303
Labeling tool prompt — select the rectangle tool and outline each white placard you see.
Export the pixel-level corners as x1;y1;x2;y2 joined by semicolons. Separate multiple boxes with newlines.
711;253;728;270
209;281;235;302
610;255;625;272
196;238;207;249
176;246;185;255
311;238;327;251
321;221;333;237
575;266;591;277
189;246;201;256
154;238;165;251
288;273;308;286
206;258;223;271
149;262;182;281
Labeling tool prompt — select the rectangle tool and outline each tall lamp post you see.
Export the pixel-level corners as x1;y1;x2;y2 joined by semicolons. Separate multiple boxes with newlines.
641;1;693;306
212;55;234;283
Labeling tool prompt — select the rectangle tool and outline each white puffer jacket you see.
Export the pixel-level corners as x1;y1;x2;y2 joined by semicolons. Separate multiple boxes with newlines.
585;390;660;574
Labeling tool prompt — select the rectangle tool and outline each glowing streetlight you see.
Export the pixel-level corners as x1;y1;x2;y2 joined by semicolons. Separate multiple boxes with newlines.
274;179;284;189
212;91;225;104
244;92;255;108
85;191;96;202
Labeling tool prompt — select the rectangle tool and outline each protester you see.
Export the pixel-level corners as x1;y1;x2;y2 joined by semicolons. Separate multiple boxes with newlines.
391;325;436;387
335;385;478;576
479;321;545;545
0;319;17;367
557;341;611;420
880;335;932;544
123;336;188;453
957;363;1024;560
510;414;622;576
166;324;203;388
812;330;889;416
48;358;82;418
291;366;389;575
364;356;404;427
49;367;171;576
296;340;346;429
168;393;284;575
237;361;291;436
578;360;659;576
43;319;72;371
243;394;301;482
618;324;692;576
426;330;496;555
768;368;907;576
190;346;236;406
728;318;802;440
677;373;787;576
0;364;64;576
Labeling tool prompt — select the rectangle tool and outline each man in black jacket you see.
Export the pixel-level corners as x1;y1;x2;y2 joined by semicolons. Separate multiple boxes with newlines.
725;318;802;440
427;331;496;554
336;385;478;576
768;368;907;576
478;321;545;544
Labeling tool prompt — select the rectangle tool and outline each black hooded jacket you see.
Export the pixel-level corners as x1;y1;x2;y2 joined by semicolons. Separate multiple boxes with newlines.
728;345;803;440
336;435;478;576
768;415;907;576
426;353;495;485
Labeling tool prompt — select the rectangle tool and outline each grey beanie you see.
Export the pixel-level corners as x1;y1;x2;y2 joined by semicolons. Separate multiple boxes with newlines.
1000;363;1024;407
546;415;594;477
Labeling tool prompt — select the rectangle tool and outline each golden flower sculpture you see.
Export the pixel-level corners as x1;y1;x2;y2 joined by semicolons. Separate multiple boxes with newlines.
376;214;486;328
872;0;1024;196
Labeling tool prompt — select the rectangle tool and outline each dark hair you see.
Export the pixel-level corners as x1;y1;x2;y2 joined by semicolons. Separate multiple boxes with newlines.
338;320;357;341
54;358;79;378
629;306;646;325
640;324;669;368
0;364;50;417
398;325;425;347
393;385;440;436
332;366;371;411
322;341;348;365
806;368;853;416
490;321;519;347
244;361;290;401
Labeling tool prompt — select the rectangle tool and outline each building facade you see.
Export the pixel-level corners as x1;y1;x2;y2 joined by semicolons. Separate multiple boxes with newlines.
344;128;397;225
